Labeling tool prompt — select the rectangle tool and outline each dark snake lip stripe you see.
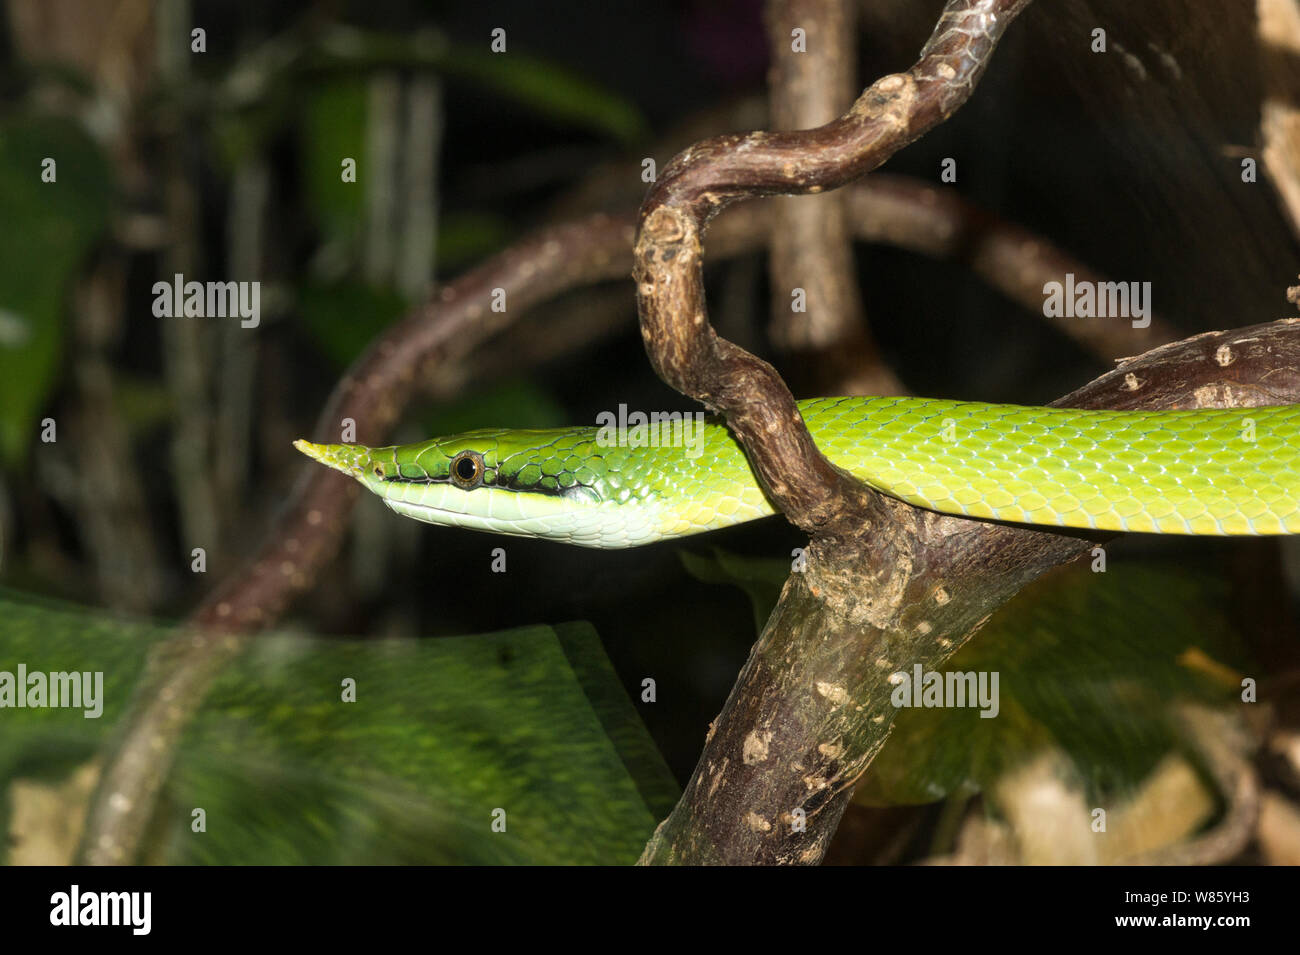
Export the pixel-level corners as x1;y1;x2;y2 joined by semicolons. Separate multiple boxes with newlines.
379;470;584;499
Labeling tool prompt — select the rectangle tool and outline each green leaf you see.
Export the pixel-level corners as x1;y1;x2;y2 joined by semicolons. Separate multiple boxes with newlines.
0;592;676;864
856;564;1248;807
0;116;112;465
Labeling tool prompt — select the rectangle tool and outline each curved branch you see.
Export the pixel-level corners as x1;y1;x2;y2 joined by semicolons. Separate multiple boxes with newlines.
638;319;1300;865
842;174;1181;357
633;0;1033;542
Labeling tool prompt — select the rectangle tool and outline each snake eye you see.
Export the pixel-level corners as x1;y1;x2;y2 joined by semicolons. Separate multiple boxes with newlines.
450;450;485;489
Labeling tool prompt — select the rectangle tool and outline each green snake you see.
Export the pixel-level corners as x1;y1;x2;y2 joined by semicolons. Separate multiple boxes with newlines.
294;396;1300;548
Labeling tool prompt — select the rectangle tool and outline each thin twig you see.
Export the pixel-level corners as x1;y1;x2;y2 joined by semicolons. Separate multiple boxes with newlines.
634;0;1034;544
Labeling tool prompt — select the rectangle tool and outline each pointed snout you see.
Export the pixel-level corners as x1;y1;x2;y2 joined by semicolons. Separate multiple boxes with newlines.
293;440;372;477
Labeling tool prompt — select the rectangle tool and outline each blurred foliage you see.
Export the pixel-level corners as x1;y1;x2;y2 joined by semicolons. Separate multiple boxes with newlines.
302;78;368;247
436;211;514;272
0;115;112;465
438;49;648;145
856;564;1246;806
423;379;568;435
0;592;677;864
297;280;409;369
686;555;1248;806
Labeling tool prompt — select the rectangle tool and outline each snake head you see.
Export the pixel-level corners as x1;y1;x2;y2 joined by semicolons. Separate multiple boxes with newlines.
292;428;662;547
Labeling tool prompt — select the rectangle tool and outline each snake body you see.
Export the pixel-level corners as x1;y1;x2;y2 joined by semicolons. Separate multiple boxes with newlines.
295;396;1300;548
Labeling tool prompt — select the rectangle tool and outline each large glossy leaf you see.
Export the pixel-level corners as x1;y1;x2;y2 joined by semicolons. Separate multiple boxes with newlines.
0;592;677;864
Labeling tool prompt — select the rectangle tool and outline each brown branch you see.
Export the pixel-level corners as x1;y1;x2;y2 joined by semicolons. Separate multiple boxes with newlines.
634;0;1033;545
628;0;1291;866
638;319;1300;865
842;173;1181;357
632;0;1040;864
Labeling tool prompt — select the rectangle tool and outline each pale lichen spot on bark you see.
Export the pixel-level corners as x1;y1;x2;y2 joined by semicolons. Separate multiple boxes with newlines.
743;730;772;765
1214;345;1235;367
1193;383;1243;406
802;774;829;792
746;812;773;833
1124;372;1145;391
818;741;843;759
712;764;733;800
815;681;850;705
917;620;932;635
